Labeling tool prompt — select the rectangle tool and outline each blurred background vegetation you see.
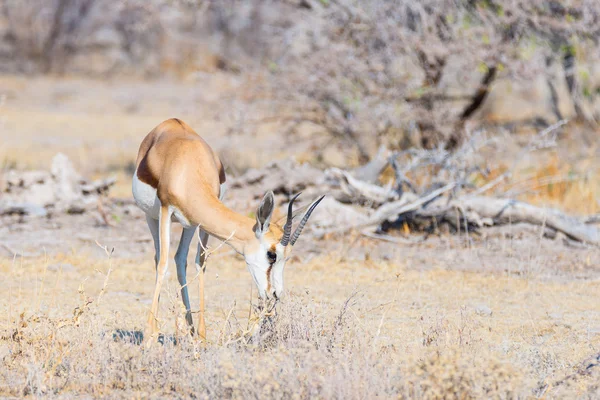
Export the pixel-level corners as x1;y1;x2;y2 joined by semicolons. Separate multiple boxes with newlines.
2;0;599;145
1;0;599;209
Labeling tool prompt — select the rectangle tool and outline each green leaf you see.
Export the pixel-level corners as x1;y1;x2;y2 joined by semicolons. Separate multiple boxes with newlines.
583;86;592;98
267;60;278;73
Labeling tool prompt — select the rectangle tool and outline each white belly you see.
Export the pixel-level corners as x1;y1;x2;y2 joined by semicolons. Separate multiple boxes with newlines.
132;170;195;228
132;169;161;220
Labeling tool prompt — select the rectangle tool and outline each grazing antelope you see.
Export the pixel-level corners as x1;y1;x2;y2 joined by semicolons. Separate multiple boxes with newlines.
132;118;324;341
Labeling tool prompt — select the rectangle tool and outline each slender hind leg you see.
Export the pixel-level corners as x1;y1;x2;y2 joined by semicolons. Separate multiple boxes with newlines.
146;214;160;268
146;206;172;342
175;226;197;335
195;229;209;340
145;214;161;335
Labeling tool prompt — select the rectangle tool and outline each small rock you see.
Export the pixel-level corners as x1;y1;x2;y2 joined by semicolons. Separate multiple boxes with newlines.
5;170;50;189
47;263;76;273
475;304;493;317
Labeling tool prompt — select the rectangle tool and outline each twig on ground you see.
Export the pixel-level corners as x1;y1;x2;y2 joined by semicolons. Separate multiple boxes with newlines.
361;230;423;244
218;301;237;346
0;243;43;258
96;196;116;227
94;241;115;305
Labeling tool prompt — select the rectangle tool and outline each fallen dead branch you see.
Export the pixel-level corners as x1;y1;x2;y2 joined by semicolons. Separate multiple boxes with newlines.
365;183;455;229
325;167;398;206
0;153;116;217
361;230;424;245
2;123;596;248
452;196;599;245
81;177;116;195
225;122;599;247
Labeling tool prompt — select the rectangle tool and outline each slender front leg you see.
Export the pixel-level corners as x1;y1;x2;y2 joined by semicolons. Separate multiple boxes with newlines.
195;229;209;340
146;206;172;342
175;226;197;335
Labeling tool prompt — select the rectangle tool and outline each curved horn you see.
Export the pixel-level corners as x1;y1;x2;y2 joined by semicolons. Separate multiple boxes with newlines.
290;195;325;246
280;192;302;246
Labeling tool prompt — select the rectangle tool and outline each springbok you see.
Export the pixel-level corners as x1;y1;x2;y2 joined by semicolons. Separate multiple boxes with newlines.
132;118;324;341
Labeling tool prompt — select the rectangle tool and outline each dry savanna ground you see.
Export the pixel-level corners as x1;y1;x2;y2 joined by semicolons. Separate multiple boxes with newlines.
1;75;600;398
1;242;600;398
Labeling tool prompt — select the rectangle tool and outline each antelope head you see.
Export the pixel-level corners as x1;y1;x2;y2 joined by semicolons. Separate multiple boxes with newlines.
244;191;325;300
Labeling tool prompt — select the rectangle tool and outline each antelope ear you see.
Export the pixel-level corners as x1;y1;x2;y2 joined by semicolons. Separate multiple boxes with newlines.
254;191;274;238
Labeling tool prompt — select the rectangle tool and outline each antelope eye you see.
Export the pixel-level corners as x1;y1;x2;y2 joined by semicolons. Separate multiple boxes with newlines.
267;251;277;263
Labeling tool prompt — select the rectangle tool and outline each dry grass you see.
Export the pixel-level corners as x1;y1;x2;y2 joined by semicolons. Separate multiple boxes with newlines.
2;74;600;398
1;250;599;398
499;149;600;216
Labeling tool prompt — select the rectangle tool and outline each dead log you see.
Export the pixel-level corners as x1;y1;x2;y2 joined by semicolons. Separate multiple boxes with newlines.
367;183;455;227
317;182;455;236
1;154;117;218
310;197;369;233
452;196;600;245
585;214;600;224
325;167;398;206
3;170;50;189
80;177;117;195
0;202;48;217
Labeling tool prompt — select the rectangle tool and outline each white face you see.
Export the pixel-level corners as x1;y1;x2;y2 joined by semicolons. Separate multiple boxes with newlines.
245;190;323;300
244;242;287;300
